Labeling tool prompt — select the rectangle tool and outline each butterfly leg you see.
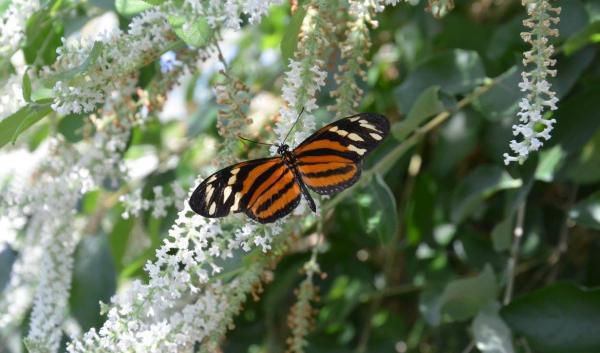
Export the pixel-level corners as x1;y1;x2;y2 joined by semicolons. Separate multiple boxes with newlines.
298;180;316;212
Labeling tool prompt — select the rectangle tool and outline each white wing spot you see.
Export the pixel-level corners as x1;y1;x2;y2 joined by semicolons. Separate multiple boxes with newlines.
348;133;364;141
330;126;339;132
223;186;232;202
207;175;217;183
360;122;380;132
335;129;349;137
231;192;242;211
209;202;217;215
228;175;237;185
231;168;240;175
348;144;367;155
350;117;360;122
206;185;215;201
369;132;382;141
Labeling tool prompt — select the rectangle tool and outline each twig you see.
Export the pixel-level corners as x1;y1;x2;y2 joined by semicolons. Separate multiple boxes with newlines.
461;341;475;353
547;185;578;281
504;201;527;305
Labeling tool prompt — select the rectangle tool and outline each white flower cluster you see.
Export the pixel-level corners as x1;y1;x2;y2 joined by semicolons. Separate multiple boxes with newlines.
504;0;560;165
68;187;284;351
0;122;131;351
183;0;283;30
0;74;25;120
120;183;187;219
50;9;174;115
0;0;40;58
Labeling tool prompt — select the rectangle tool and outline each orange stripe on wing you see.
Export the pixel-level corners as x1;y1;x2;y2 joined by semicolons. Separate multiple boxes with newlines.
298;162;352;175
256;183;301;219
247;165;288;206
304;165;358;188
297;155;354;164
241;160;280;195
295;139;348;153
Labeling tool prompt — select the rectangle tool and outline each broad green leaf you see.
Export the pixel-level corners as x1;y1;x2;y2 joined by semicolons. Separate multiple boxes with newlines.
23;9;63;66
70;234;116;331
569;191;600;231
491;216;512;252
281;5;307;63
549;85;600;154
115;0;152;16
22;69;32;102
0;102;53;148
422;265;497;325
535;146;566;182
140;0;164;5
109;209;135;274
430;108;483;176
473;302;515;353
451;166;522;223
392;85;446;140
502;283;600;353
58;114;87;143
364;174;398;244
566;128;600;184
473;66;520;122
394;49;486;114
167;16;211;48
0;0;11;15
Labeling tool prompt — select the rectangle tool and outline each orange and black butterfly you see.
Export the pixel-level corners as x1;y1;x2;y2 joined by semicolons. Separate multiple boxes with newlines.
189;113;390;223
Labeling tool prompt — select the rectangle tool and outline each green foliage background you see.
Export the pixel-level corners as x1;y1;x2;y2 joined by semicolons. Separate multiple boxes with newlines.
2;0;600;352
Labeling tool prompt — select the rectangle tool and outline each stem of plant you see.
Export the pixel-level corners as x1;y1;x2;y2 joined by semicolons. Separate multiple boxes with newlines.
504;200;527;305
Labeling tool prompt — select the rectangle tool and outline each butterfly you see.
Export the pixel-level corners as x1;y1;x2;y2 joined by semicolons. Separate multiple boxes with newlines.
189;113;390;223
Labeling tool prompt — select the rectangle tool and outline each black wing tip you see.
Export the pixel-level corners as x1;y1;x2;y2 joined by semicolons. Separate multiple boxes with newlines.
360;112;390;134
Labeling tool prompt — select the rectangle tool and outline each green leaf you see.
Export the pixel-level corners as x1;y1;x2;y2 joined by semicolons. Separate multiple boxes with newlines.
549;85;600;154
535;146;566;182
0;102;53;148
23;9;64;66
0;0;11;16
58;114;87;143
451;165;522;223
280;6;307;63
502;283;600;353
394;49;486;114
167;15;211;48
473;302;515;353
422;264;497;325
363;174;398;244
491;216;512;252
473;66;520;122
569;191;600;231
22;69;32;102
115;0;153;16
392;86;446;140
140;0;164;5
70;234;116;330
566;128;600;185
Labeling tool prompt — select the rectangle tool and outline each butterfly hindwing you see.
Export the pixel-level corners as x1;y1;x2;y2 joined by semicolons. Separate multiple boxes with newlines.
244;167;302;223
294;113;389;195
189;157;283;218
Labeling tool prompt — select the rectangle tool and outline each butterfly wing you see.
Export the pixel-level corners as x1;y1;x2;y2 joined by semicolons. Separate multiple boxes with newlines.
189;157;302;223
294;113;389;195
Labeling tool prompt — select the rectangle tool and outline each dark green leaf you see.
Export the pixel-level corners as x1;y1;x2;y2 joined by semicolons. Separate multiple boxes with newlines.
58;114;87;143
22;69;32;102
473;66;520;122
70;234;116;331
472;302;515;353
167;15;211;48
451;165;522;223
422;265;497;325
394;49;486;114
566;129;600;185
0;102;53;148
280;5;307;63
364;174;398;244
502;283;600;353
569;191;600;231
23;10;64;66
491;216;512;252
563;21;600;55
392;85;446;140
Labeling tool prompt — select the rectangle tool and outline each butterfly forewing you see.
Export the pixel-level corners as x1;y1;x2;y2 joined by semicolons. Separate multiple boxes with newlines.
294;113;389;195
189;157;283;218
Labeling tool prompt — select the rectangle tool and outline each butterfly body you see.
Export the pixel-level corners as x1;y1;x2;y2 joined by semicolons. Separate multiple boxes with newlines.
189;113;389;223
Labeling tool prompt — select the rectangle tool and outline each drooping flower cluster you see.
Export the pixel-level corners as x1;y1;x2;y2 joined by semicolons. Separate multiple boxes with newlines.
504;0;560;165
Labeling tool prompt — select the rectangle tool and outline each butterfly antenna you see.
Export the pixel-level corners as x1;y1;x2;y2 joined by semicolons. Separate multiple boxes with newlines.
237;135;273;147
282;107;305;145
